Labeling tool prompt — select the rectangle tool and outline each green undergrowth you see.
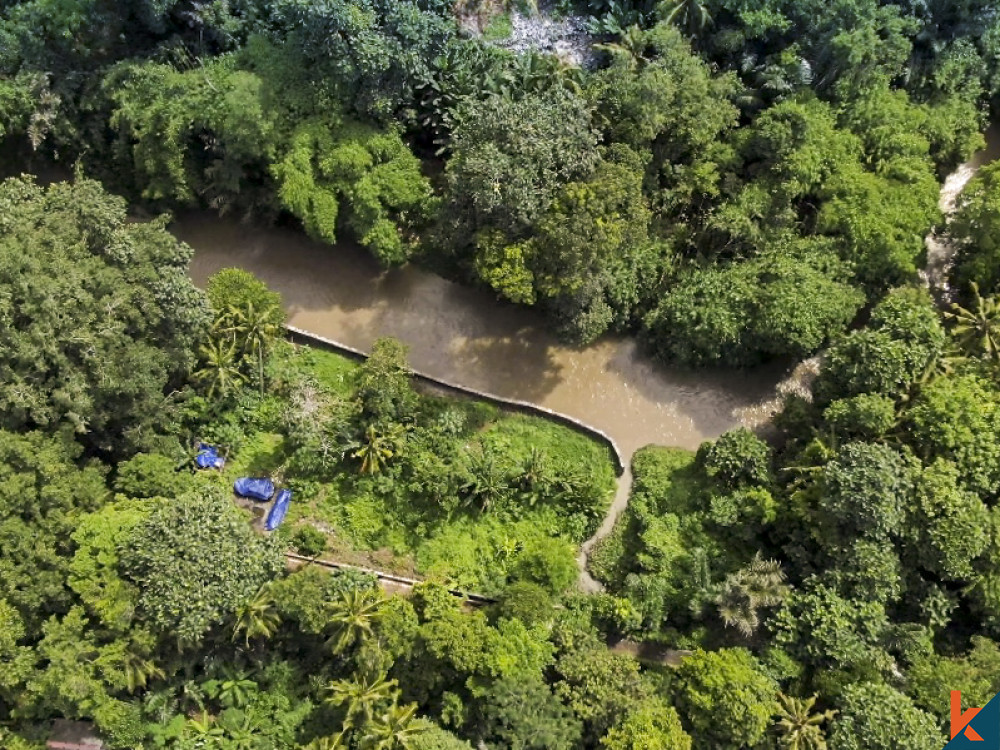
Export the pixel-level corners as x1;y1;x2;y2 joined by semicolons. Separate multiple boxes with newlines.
482;11;513;41
589;447;703;589
588;446;757;644
214;340;615;596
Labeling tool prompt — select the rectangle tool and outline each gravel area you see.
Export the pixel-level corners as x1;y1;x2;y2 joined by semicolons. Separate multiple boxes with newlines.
494;8;596;67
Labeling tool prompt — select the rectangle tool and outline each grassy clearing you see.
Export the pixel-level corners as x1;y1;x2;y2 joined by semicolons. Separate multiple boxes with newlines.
223;341;616;595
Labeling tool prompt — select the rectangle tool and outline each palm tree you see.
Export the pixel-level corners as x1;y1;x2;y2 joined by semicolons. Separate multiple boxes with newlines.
945;283;1000;364
143;688;179;724
774;693;837;750
353;424;399;475
220;708;263;749
233;584;281;648
327;588;385;655
185;712;225;743
225;300;282;396
179;679;209;714
325;669;399;729
121;648;165;694
594;24;647;67
215;667;258;709
715;552;789;637
658;0;712;37
361;702;426;750
195;336;246;399
461;445;509;513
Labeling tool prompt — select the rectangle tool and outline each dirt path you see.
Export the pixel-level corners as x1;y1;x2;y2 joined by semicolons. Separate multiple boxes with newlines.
577;463;633;593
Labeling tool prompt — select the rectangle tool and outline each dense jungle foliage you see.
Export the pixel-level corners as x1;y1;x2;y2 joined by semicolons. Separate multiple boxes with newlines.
2;0;999;362
4;0;1000;748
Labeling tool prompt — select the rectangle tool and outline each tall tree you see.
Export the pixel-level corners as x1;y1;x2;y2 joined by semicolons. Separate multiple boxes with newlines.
232;584;282;648
121;488;282;645
0;176;207;457
326;668;399;729
673;648;777;750
328;588;385;655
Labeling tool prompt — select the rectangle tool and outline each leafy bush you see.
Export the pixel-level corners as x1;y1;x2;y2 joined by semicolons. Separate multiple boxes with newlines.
121;488;283;644
292;525;328;557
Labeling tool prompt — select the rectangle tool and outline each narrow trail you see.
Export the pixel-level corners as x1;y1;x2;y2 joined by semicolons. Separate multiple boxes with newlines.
577;464;633;593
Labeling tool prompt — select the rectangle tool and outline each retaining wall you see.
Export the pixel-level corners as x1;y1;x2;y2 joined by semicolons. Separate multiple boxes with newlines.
285;325;625;475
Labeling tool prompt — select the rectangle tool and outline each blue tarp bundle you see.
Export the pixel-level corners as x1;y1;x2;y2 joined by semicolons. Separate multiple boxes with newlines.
234;477;276;501
265;489;292;531
195;443;226;470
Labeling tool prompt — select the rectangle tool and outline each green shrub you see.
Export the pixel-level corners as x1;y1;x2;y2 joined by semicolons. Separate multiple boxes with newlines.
206;267;284;320
115;453;186;498
697;428;772;489
292;525;327;557
498;581;555;626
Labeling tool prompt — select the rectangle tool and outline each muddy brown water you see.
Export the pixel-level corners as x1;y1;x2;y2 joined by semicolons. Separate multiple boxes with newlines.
174;125;1000;591
179;214;789;459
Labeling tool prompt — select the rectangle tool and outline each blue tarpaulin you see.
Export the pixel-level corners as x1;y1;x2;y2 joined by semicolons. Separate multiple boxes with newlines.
265;489;292;531
195;443;225;470
234;477;276;501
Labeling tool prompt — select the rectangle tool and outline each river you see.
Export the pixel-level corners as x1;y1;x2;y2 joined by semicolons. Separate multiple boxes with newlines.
178;122;1000;456
180;215;789;459
177;125;998;590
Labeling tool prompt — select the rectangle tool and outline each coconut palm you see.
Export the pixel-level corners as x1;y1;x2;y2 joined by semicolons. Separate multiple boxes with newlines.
716;552;789;637
945;283;1000;364
179;679;209;713
325;668;399;728
327;588;385;655
658;0;712;37
121;648;165;694
195;336;246;399
215;667;258;709
774;693;837;750
224;299;283;396
233;584;281;648
361;702;426;750
594;24;648;66
353;424;400;475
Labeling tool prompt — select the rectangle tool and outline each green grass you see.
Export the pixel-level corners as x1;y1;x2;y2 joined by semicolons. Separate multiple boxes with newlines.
296;346;359;399
226;431;288;479
227;340;618;594
482;12;513;41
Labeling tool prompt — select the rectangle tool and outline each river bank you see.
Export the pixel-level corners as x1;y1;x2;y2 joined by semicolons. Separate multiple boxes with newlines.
178;123;1000;590
179;214;788;460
